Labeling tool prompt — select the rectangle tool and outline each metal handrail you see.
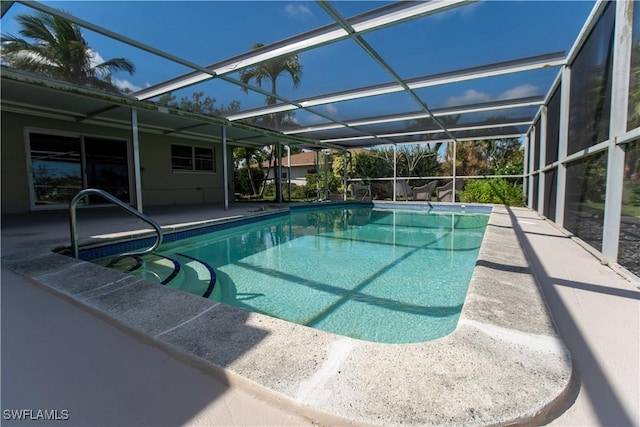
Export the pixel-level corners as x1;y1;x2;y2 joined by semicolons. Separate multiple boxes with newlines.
69;189;163;266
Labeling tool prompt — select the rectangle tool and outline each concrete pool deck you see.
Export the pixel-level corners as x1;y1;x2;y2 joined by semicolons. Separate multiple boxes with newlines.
1;203;638;426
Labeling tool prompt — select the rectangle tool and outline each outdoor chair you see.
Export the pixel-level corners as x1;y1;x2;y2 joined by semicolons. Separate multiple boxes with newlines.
394;181;412;201
411;180;437;201
352;184;371;201
436;180;465;202
371;182;392;200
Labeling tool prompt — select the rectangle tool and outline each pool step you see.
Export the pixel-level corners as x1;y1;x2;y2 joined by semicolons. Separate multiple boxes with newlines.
117;254;180;284
166;253;216;298
107;252;216;299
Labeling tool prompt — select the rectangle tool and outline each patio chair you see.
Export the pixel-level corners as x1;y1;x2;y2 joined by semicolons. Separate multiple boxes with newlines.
352;184;371;201
394;181;412;201
436;180;465;202
411;180;437;201
371;182;392;200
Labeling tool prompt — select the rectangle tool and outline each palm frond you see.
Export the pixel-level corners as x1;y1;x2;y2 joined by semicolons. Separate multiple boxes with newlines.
1;10;135;93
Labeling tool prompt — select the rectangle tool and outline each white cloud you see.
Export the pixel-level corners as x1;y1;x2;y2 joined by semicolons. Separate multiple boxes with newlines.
88;49;105;69
112;78;143;93
88;48;144;92
285;3;313;19
445;89;491;107
324;104;338;116
445;84;540;108
498;84;539;100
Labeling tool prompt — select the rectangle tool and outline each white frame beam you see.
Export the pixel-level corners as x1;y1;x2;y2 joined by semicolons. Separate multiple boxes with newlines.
555;66;571;227
222;126;229;210
133;0;473;100
601;0;634;263
130;108;143;213
538;107;547;216
527;127;536;209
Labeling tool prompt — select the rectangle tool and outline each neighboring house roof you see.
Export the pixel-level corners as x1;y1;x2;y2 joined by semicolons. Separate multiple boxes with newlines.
258;148;366;168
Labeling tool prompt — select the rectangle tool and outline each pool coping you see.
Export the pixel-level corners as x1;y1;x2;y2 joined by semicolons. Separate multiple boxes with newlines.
2;203;573;426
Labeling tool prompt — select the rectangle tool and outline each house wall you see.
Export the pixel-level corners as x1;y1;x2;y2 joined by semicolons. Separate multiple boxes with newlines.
1;111;232;214
265;165;311;186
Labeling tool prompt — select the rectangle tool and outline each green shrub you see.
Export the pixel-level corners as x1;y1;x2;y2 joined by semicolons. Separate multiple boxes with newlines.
304;173;340;194
460;178;525;206
629;183;640;206
234;168;264;196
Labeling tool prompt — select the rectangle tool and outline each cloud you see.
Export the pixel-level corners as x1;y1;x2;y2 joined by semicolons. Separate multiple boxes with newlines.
445;89;491;107
498;84;539;100
285;3;314;19
88;48;144;92
301;106;337;125
112;78;143;93
88;49;105;69
324;104;338;116
445;84;540;107
431;1;481;22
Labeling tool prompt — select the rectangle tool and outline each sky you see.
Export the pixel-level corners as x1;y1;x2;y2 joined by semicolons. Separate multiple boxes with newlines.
1;1;597;128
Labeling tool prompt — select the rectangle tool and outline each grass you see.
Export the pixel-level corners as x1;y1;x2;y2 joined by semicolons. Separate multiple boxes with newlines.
581;202;640;218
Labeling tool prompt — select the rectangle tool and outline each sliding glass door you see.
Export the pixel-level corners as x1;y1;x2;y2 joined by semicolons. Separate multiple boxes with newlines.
85;137;130;204
29;132;131;209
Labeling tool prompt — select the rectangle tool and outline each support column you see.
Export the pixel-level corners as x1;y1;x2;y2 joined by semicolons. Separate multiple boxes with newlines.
343;149;348;201
315;150;319;201
538;107;548;216
286;145;291;202
277;143;283;203
323;150;329;200
131;108;143;213
523;133;529;204
602;0;633;263
393;144;397;202
222;126;229;210
528;129;535;209
555;66;571;227
452;140;457;202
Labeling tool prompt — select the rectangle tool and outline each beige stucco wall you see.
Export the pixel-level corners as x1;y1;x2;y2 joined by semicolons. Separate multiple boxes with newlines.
1;111;233;214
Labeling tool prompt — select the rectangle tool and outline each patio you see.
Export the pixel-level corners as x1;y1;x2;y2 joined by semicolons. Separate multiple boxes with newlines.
1;0;639;424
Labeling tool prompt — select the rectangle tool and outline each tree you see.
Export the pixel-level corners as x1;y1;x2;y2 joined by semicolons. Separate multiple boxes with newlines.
233;146;268;196
628;41;640;129
352;150;390;182
2;11;134;93
239;43;302;108
441;138;524;178
156;91;240;116
239;43;302;202
397;144;440;184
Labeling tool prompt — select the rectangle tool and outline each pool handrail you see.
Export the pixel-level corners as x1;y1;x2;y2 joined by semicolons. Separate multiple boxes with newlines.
69;188;163;266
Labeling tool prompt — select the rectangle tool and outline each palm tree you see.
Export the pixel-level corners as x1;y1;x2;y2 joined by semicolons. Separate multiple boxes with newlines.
239;43;302;108
239;43;302;201
2;11;135;93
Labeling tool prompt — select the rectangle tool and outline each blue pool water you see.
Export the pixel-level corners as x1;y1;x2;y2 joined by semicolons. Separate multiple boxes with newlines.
100;206;490;343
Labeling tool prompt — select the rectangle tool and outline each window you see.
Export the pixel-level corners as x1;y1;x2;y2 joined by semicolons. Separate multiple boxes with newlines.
534;118;541;172
568;2;615;154
171;144;215;172
563;150;608;252
628;3;640;131
619;140;640;276
546;85;561;166
29;133;130;207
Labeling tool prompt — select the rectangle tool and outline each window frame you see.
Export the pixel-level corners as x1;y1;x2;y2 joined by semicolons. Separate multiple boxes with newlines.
171;143;216;173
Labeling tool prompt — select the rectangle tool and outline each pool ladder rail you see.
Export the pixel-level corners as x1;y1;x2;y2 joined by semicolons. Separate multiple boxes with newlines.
69;188;163;267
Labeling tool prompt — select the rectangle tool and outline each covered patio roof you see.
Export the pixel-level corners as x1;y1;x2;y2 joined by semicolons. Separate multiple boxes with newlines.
1;0;598;150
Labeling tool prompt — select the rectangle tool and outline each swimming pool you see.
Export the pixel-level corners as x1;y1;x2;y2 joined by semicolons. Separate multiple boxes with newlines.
95;204;490;343
6;203;572;426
